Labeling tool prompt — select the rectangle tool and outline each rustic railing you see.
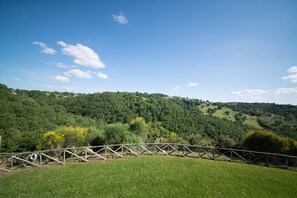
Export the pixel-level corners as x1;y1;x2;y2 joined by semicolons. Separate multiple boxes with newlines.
1;143;297;173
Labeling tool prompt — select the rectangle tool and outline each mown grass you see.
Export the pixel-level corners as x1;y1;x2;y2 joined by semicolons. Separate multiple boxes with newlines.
1;156;297;197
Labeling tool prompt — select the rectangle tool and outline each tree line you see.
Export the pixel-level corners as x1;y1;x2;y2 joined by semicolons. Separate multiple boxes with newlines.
0;84;296;155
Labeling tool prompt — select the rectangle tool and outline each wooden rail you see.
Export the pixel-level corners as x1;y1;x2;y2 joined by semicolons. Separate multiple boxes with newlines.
1;143;297;173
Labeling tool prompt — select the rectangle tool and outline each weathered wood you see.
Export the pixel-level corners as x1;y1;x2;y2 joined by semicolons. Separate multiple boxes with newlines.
213;149;232;161
199;148;215;159
85;148;106;160
167;144;184;157
41;153;65;165
268;155;287;168
154;145;168;156
123;145;139;156
248;152;251;163
1;143;297;173
138;144;154;155
64;150;88;162
12;156;41;167
0;167;11;172
106;146;123;158
231;151;248;162
183;145;200;158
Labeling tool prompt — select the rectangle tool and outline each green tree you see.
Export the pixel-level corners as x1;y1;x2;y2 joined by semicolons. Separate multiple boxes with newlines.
188;134;214;146
104;123;128;144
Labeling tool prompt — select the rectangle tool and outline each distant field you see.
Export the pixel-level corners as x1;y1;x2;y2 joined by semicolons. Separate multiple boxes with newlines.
199;105;262;129
1;156;297;197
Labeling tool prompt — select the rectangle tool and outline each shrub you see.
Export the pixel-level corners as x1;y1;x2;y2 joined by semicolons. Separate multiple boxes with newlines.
41;131;64;149
242;130;297;155
41;126;88;149
56;126;88;147
161;132;186;144
129;117;147;135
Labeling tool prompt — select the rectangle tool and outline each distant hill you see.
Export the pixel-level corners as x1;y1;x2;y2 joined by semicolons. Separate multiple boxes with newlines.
0;83;296;152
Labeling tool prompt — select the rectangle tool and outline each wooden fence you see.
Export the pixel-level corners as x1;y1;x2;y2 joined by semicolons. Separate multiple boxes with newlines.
1;143;297;173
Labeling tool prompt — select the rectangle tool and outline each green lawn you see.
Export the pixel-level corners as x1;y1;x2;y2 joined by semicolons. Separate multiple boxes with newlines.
1;156;297;197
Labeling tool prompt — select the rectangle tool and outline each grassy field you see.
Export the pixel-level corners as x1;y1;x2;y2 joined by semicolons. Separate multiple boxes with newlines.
199;105;262;129
1;156;297;197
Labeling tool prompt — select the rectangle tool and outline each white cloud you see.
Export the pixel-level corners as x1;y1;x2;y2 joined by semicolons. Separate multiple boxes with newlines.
287;66;297;73
112;12;128;24
97;72;108;79
56;62;76;69
87;70;97;75
283;66;297;83
14;78;21;81
55;75;69;82
33;41;56;55
57;41;67;47
186;83;198;87
57;41;105;69
283;73;297;83
173;86;180;90
232;89;268;96
275;88;297;95
64;69;92;79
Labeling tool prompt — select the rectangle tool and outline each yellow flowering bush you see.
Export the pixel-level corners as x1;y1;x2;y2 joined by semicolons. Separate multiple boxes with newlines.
41;126;88;149
42;131;64;149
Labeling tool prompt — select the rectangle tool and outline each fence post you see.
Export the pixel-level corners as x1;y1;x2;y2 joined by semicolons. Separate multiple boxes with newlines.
265;155;269;167
2;143;297;172
105;146;107;158
40;153;43;166
63;150;65;163
248;152;251;164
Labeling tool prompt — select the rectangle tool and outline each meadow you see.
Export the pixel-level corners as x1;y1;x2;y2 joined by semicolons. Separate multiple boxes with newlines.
1;156;297;197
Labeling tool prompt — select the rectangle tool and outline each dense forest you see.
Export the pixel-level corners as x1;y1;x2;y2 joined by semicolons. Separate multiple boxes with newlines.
0;83;297;154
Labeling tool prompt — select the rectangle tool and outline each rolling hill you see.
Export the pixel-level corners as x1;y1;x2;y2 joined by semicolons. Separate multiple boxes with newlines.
0;83;296;153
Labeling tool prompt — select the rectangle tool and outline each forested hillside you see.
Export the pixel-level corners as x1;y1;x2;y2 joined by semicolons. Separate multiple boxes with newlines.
0;84;296;153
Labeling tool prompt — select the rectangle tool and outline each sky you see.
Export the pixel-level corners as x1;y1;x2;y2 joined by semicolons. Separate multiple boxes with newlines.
0;0;297;105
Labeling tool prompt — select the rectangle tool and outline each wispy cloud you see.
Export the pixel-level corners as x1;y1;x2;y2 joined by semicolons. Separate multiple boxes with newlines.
287;66;297;73
186;83;198;87
57;41;67;47
232;89;268;96
275;87;297;95
172;86;180;90
283;66;297;83
13;78;21;81
64;69;92;79
283;74;297;83
56;62;76;69
33;41;56;55
112;12;128;24
57;41;105;69
55;75;69;82
97;72;108;79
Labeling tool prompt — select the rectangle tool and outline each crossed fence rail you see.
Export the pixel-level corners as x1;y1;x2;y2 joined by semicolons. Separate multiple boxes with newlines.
1;143;297;173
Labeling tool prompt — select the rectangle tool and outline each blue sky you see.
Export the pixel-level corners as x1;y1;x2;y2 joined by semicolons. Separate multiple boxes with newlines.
1;0;297;105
